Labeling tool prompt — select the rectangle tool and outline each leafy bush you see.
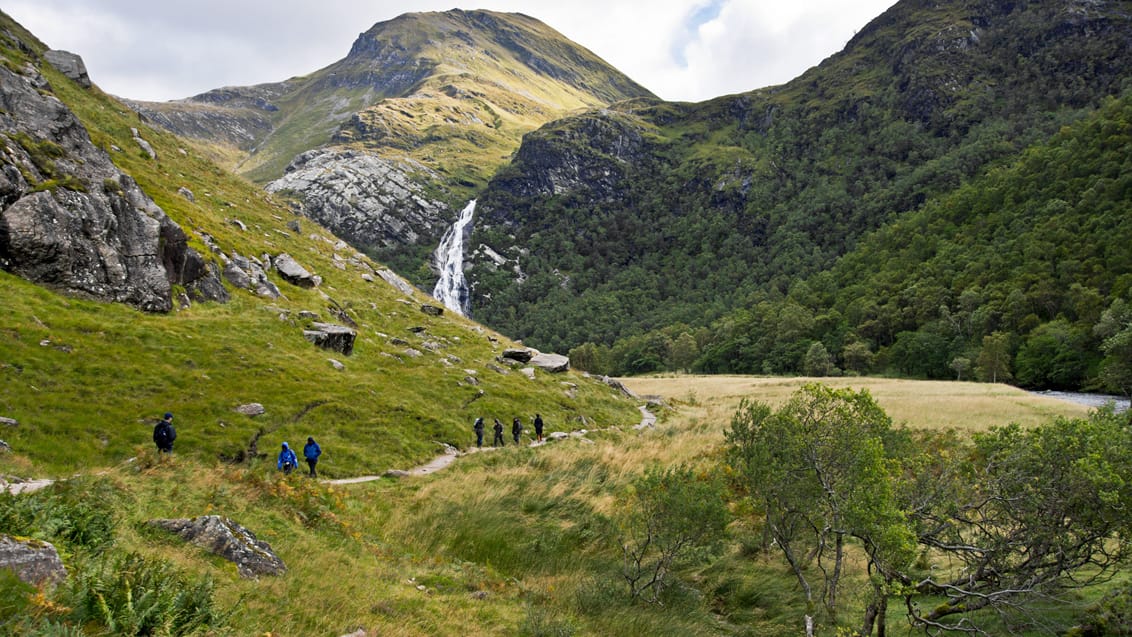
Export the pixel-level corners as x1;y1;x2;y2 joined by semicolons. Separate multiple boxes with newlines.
616;465;728;603
1074;584;1132;636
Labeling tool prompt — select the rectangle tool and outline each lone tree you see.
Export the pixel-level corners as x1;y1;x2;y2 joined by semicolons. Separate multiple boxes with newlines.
726;384;916;636
904;410;1132;633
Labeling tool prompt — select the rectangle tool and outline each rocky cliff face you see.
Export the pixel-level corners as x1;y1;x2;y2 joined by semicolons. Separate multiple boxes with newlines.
0;50;223;311
265;149;448;249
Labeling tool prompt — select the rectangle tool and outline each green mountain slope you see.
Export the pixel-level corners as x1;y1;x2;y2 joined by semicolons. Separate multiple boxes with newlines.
690;93;1132;388
465;0;1132;390
133;9;654;284
0;11;638;478
131;10;653;192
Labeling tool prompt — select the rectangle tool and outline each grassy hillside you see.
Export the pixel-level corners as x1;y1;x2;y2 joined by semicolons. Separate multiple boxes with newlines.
0;11;638;480
4;375;1117;636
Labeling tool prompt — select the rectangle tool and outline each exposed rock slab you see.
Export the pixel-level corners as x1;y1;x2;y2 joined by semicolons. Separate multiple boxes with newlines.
530;352;569;373
235;403;266;417
274;253;316;288
303;322;357;355
501;348;534;363
377;268;417;297
44;50;91;88
148;515;286;579
0;535;66;586
265;149;449;250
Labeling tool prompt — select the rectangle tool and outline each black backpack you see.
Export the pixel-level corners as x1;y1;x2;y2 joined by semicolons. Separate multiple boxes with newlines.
155;421;176;445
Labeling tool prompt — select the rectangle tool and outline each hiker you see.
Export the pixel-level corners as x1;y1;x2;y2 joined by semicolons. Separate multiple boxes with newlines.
277;442;298;474
534;413;544;443
511;416;523;444
473;417;485;448
153;412;176;454
303;436;322;477
492;418;505;447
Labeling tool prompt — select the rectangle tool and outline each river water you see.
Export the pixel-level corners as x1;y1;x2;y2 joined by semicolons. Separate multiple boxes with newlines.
1028;390;1129;413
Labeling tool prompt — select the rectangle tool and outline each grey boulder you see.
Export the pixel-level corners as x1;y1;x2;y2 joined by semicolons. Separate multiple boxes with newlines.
0;535;66;586
148;515;285;579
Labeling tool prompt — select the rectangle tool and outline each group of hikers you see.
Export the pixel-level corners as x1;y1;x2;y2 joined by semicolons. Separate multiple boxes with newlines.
153;410;548;477
152;412;323;477
473;414;544;448
276;438;322;477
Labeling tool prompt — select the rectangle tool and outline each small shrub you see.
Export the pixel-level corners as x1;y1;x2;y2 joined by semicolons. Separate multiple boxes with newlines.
519;605;576;637
0;568;34;626
63;552;229;636
1075;585;1132;636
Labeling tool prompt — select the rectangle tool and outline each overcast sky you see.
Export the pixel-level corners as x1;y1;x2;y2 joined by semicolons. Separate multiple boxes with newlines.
6;0;896;103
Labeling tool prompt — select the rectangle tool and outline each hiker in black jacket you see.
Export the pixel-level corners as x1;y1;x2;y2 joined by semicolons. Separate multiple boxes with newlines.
511;417;523;444
474;417;485;448
153;412;176;453
492;418;505;447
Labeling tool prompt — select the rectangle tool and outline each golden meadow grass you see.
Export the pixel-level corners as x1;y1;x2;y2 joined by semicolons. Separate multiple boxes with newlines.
622;374;1090;433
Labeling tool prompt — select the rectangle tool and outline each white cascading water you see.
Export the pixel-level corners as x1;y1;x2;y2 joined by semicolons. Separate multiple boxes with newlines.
431;199;476;316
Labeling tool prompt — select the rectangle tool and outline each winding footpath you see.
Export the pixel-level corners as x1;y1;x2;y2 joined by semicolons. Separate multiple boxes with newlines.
325;405;658;486
2;406;659;494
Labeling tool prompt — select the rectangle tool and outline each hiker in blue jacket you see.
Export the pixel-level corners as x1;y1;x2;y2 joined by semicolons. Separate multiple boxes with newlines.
277;442;298;474
303;436;322;477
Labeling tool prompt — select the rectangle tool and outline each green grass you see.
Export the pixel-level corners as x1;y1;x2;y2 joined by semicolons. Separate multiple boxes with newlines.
2;13;1124;637
4;374;1122;636
0;22;640;480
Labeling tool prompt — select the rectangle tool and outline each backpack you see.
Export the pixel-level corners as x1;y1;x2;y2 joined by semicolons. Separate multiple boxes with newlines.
154;421;175;445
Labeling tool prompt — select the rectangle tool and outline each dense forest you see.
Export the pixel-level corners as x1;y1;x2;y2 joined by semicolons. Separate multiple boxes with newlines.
570;93;1132;397
464;0;1132;396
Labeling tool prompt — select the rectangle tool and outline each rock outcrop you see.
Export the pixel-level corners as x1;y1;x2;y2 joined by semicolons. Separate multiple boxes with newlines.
501;348;534;363
0;56;223;311
0;535;66;586
274;253;317;288
530;352;570;373
303;322;357;355
501;348;569;372
266;150;449;251
43;50;91;88
148;515;286;579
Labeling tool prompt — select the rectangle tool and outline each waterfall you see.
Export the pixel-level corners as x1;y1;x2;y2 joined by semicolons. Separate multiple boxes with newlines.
431;199;476;316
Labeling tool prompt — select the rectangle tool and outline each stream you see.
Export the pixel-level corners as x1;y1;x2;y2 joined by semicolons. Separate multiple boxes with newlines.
1028;390;1129;413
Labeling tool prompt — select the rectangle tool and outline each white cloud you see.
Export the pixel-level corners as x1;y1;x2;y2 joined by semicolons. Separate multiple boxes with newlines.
4;0;896;102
